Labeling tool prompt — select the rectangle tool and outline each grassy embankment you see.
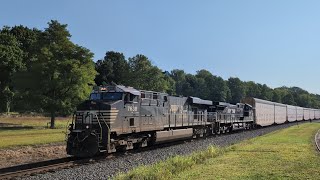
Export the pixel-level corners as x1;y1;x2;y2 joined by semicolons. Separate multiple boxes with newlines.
0;116;70;148
117;123;320;180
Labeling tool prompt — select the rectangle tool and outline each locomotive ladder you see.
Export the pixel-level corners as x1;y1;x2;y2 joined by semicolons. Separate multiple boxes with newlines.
100;115;111;148
94;114;103;144
95;114;111;150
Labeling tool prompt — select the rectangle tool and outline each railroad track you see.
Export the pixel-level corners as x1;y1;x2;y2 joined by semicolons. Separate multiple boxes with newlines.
0;157;76;179
0;155;115;180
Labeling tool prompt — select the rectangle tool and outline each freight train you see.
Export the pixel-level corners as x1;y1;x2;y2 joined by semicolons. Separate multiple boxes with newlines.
66;85;320;157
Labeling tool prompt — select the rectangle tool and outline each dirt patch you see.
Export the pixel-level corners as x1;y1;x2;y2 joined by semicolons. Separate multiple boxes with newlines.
0;143;67;168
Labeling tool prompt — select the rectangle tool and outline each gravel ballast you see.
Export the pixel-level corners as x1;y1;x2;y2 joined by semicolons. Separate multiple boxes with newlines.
22;121;317;180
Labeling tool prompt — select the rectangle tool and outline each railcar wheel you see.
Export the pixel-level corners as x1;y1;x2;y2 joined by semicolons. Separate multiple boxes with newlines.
133;143;141;149
116;145;127;152
216;129;221;135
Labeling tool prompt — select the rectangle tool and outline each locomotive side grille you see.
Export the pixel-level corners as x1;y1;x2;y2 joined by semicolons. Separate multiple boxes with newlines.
75;108;119;124
93;109;119;124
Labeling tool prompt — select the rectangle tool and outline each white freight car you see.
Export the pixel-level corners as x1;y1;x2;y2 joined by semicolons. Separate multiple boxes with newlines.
296;107;304;121
286;105;297;122
242;98;275;126
274;102;287;124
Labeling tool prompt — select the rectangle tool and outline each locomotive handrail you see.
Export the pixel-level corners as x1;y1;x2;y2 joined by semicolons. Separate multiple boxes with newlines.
100;116;111;146
94;114;103;142
65;114;75;141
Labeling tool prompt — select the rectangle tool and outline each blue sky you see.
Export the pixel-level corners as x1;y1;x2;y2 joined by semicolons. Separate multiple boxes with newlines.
1;1;320;94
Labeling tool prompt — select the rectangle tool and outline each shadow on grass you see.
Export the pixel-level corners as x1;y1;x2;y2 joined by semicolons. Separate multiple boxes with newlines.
0;123;34;130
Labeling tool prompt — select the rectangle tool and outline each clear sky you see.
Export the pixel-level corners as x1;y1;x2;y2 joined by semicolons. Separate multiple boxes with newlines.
1;1;320;94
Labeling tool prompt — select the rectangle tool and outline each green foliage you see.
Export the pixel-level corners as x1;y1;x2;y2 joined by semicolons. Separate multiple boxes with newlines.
244;81;261;98
128;54;173;92
116;146;223;180
7;20;97;128
195;69;229;101
95;51;129;85
0;32;24;113
228;77;245;104
170;69;188;95
272;89;282;102
282;93;296;105
259;84;273;100
39;21;96;127
95;53;175;94
169;69;229;102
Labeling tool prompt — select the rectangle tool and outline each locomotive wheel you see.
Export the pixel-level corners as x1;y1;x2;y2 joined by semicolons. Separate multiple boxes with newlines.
216;129;221;135
116;145;127;152
133;143;141;149
221;127;226;134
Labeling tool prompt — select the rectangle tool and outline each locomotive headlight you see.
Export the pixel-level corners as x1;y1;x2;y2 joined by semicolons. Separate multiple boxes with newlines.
86;125;89;129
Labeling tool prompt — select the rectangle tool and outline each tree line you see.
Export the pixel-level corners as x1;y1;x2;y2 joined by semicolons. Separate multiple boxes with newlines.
95;52;320;109
1;20;320;128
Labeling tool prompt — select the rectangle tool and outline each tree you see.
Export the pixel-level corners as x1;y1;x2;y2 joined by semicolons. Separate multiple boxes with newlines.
128;54;172;92
170;69;187;96
245;81;261;98
17;20;97;128
272;89;282;103
296;94;311;108
5;26;41;112
210;76;229;102
195;70;211;99
259;84;273;101
282;93;296;105
95;51;129;85
193;70;229;102
227;77;245;104
163;71;176;95
0;32;24;113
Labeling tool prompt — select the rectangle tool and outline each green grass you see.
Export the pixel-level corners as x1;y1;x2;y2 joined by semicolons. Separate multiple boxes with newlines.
0;116;70;129
0;116;70;148
116;123;320;180
116;146;225;180
0;129;66;148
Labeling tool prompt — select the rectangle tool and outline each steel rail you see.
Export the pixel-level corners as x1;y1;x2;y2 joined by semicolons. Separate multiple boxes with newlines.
0;157;76;179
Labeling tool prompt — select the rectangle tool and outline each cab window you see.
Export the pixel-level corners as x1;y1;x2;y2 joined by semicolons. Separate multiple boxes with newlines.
102;92;123;101
90;93;101;100
125;93;138;103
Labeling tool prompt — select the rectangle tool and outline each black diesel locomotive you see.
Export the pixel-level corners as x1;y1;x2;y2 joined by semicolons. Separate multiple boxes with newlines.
66;85;254;157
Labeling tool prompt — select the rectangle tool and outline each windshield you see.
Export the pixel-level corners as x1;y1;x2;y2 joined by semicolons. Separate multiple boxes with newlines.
102;92;123;101
90;93;101;100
